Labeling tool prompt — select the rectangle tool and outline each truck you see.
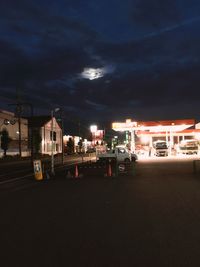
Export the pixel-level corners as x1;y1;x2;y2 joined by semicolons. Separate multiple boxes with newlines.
177;139;199;155
152;140;168;157
96;146;132;162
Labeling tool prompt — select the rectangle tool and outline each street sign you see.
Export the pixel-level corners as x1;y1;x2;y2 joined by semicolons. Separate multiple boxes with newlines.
118;164;126;172
33;160;43;180
4;119;10;125
10;119;16;125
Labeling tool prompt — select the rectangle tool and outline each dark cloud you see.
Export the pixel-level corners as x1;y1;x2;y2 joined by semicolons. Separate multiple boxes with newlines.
131;0;182;29
1;0;200;129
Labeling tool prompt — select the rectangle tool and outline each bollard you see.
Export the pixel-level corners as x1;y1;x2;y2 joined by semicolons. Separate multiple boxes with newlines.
75;164;79;178
115;162;119;177
66;170;72;179
42;163;50;180
33;160;43;181
107;163;112;177
132;161;135;176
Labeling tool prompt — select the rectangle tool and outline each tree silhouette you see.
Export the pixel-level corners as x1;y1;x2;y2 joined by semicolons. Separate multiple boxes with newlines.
67;138;74;154
0;129;12;157
78;138;83;153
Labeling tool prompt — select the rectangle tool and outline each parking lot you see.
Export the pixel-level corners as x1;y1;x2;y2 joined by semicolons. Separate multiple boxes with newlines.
1;157;200;267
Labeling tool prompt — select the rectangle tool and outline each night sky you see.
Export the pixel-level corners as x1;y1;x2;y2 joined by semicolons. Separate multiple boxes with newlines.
1;0;200;132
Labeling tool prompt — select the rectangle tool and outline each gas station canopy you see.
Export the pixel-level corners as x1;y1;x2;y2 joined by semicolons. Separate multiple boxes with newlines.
112;119;195;133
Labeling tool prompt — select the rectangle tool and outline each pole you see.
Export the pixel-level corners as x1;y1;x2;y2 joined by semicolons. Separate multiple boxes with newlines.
9;102;34;163
131;130;135;152
60;111;64;165
0;122;4;157
169;128;172;156
15;88;22;157
51;110;54;175
22;103;34;163
18;106;22;157
30;104;34;164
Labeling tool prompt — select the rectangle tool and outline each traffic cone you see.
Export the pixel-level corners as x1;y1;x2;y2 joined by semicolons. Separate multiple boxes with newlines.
75;164;79;178
108;163;112;177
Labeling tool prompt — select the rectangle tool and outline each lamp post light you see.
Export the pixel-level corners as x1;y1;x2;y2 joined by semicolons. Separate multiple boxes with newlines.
55;108;65;165
15;104;22;157
51;108;60;175
90;125;97;146
61;114;64;165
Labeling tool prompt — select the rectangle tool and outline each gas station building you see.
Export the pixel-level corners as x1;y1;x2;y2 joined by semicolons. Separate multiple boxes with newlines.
112;119;200;154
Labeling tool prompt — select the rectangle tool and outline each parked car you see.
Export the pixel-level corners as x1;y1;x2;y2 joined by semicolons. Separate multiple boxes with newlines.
97;146;131;162
177;139;199;155
152;140;168;157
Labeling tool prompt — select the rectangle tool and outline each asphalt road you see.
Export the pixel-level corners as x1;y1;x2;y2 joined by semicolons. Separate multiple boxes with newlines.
1;157;200;267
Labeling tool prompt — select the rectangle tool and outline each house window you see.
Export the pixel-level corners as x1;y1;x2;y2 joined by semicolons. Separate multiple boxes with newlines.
50;131;56;141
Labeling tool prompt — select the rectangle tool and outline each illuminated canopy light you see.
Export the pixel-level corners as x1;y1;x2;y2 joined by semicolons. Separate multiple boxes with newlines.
90;125;97;133
140;135;150;144
112;119;194;132
112;120;137;131
195;133;200;140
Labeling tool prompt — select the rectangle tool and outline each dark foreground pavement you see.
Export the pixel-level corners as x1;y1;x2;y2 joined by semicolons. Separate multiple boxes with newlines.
1;158;200;267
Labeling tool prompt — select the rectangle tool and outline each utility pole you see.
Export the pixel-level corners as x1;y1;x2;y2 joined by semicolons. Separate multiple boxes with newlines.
60;110;64;165
78;121;81;139
9;86;34;160
12;102;22;158
21;103;34;162
51;110;55;175
9;102;34;159
16;88;22;157
51;108;60;175
9;102;22;157
56;109;65;165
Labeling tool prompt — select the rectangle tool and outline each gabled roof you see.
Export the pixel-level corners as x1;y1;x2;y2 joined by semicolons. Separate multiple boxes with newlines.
27;116;51;127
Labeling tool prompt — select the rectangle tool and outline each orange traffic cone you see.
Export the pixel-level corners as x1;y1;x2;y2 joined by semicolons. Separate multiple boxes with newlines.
108;163;112;177
75;164;79;178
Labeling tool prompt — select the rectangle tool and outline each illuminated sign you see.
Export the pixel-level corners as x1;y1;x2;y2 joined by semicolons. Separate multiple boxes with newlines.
33;160;43;181
95;130;104;139
112;120;137;130
90;125;97;133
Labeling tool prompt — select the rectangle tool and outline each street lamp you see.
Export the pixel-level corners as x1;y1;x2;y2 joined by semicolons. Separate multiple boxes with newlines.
51;108;60;175
90;125;97;146
55;108;65;165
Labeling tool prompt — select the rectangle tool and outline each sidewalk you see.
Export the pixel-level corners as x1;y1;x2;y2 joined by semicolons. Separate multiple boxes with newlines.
0;153;96;167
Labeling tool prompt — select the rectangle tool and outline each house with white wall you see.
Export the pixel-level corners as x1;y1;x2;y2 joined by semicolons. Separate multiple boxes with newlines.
28;116;62;155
